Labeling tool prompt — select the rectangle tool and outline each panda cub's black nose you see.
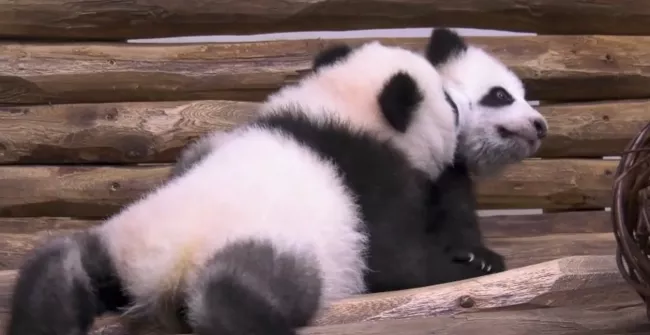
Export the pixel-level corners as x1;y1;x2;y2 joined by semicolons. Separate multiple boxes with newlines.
532;119;547;139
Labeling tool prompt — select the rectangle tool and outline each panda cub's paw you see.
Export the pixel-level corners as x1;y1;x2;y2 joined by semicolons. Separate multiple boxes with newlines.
451;246;505;274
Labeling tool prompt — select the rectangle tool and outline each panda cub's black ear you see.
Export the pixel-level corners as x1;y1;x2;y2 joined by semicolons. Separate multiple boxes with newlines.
425;28;468;67
378;72;424;133
312;44;353;71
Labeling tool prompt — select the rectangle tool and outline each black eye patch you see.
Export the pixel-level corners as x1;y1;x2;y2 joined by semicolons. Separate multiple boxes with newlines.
479;86;514;108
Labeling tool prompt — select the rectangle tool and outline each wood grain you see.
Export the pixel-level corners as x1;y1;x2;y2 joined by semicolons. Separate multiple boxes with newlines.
305;303;650;335
0;165;168;218
0;101;259;164
0;99;645;164
0;0;649;40
536;100;650;158
488;233;615;269
478;210;612;238
475;159;615;210
0;160;615;218
314;256;631;325
1;35;649;104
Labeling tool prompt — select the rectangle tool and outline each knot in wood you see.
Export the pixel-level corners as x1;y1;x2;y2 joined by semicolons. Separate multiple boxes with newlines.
603;53;614;63
104;110;118;121
458;295;475;308
109;182;121;192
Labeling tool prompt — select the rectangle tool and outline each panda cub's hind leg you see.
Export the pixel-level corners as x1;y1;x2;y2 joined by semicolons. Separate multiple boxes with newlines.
185;239;323;335
6;230;130;335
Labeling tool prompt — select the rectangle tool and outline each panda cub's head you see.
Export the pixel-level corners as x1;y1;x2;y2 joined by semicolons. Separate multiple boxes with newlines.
425;28;548;176
261;39;462;179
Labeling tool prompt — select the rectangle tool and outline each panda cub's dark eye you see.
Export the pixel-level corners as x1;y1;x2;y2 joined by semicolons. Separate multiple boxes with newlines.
480;86;514;108
496;90;507;100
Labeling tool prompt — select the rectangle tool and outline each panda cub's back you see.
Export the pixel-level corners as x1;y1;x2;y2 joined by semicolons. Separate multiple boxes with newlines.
97;125;367;305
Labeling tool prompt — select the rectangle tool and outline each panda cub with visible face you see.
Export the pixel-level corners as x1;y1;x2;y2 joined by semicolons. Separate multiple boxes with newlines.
418;28;548;286
7;32;461;335
169;28;549;291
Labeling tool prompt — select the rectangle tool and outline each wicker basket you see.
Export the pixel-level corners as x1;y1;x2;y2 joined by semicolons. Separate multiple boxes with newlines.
612;122;650;319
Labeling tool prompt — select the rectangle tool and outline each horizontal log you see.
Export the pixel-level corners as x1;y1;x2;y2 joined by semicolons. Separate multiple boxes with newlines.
478;210;612;238
0;160;615;218
0;0;649;40
305;302;650;335
537;100;650;158
488;233;615;269
315;256;632;325
475;159;614;210
2;35;650;104
0;99;646;164
0;165;168;218
0;211;612;238
0;100;259;164
3;256;631;334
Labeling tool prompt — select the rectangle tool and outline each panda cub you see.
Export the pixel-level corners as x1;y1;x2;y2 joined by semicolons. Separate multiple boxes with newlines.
7;33;461;335
169;28;549;292
420;28;548;287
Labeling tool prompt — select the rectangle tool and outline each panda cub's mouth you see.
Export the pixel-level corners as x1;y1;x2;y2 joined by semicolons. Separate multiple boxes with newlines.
496;125;542;157
497;126;540;146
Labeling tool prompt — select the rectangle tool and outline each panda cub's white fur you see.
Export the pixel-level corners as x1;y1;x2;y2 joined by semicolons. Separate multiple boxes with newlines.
7;30;461;335
259;41;460;179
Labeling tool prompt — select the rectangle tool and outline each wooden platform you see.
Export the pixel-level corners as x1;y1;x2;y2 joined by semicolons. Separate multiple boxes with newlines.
1;0;650;334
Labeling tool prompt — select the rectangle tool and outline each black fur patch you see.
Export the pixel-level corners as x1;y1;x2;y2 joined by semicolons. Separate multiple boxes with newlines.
479;86;515;107
425;28;468;67
78;232;131;313
188;239;321;335
253;112;498;293
444;90;459;126
425;155;506;278
377;72;423;133
6;232;130;335
312;44;353;71
426;155;481;245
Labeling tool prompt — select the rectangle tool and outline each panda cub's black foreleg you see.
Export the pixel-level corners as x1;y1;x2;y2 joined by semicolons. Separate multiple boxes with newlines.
6;230;130;335
186;239;322;335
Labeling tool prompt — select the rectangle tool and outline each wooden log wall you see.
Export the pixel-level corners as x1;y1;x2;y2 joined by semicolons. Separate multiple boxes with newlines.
2;36;650;105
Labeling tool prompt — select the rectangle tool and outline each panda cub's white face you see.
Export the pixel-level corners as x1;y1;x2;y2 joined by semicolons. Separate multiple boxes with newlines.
426;29;548;176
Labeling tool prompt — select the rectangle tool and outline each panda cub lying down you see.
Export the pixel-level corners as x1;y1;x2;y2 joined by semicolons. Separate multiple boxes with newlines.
171;28;548;291
7;28;546;335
